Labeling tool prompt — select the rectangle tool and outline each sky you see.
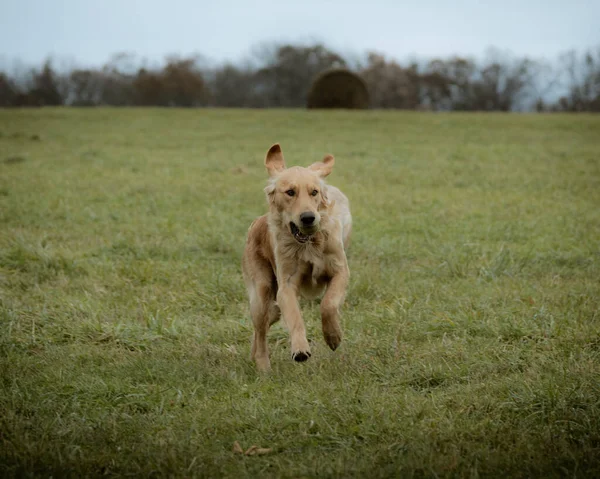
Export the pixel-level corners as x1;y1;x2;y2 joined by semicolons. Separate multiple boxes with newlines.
1;0;599;68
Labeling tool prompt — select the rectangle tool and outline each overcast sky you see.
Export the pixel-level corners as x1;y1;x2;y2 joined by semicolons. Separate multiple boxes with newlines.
1;0;599;67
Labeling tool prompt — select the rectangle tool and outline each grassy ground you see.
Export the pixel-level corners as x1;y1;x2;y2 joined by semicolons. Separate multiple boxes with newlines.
0;108;599;477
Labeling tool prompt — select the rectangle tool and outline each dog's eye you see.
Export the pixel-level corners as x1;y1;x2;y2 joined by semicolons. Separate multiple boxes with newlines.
286;189;295;197
311;190;318;196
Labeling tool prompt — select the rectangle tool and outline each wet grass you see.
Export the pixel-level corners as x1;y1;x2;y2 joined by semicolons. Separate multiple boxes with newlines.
1;108;599;477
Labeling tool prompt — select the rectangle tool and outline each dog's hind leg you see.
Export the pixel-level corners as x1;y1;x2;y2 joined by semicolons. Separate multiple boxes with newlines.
268;300;281;326
249;282;276;372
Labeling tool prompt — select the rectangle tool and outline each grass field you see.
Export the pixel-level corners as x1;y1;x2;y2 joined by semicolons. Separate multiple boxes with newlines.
1;108;599;477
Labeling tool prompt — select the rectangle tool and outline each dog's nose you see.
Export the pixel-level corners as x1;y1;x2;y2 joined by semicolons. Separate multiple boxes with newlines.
300;212;316;226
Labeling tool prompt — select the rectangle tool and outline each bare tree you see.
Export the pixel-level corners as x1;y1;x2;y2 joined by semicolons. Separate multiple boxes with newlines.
557;48;600;111
93;53;140;106
16;60;65;106
161;57;207;106
0;72;20;106
360;53;419;109
254;43;347;107
69;69;104;106
423;57;476;110
473;49;539;111
131;57;206;106
208;64;259;107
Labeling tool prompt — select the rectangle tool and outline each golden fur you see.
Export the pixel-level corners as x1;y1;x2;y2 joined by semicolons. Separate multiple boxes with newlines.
242;144;351;371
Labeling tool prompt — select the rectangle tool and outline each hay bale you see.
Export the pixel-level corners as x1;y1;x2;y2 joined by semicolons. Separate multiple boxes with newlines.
307;69;369;109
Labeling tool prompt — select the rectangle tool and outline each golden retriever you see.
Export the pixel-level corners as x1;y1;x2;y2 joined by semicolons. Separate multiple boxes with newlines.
242;143;352;371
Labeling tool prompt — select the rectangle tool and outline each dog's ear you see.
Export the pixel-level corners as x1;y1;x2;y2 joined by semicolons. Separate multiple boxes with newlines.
265;143;286;177
319;182;330;211
264;181;276;204
308;154;334;178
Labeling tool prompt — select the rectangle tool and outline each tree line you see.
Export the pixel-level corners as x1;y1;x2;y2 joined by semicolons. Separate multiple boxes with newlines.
1;43;598;111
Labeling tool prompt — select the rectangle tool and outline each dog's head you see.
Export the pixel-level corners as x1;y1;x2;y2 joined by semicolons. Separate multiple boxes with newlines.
264;143;334;243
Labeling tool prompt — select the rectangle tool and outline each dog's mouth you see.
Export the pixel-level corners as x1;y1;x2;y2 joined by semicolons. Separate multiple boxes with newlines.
289;222;314;244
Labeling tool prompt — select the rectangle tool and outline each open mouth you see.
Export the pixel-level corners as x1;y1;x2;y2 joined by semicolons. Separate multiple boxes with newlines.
290;222;312;244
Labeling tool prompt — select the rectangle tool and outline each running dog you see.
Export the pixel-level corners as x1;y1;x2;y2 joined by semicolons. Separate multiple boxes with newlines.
242;143;352;371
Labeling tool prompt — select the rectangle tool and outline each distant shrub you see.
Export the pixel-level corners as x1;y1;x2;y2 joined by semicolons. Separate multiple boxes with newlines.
0;73;20;107
307;69;369;109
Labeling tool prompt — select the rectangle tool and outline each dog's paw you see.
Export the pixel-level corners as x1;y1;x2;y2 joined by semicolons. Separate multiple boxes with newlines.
292;350;312;362
324;332;342;351
291;336;311;362
323;323;342;351
255;356;271;372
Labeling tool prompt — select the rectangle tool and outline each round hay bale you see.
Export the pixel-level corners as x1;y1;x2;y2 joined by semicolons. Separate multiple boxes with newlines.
307;69;369;109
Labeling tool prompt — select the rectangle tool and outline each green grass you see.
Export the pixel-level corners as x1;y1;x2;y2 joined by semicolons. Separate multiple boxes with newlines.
1;108;599;477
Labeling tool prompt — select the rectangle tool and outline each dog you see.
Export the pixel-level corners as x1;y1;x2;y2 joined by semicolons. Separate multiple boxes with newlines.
242;143;352;371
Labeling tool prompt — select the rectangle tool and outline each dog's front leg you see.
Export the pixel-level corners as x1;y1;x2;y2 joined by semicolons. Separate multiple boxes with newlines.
321;264;349;351
277;283;311;362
